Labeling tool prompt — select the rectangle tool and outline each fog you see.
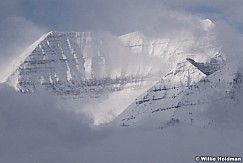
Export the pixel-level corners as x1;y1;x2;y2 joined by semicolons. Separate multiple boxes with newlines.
0;84;243;163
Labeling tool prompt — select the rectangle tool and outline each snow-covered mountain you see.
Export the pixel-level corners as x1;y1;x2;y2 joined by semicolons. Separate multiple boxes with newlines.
4;20;222;125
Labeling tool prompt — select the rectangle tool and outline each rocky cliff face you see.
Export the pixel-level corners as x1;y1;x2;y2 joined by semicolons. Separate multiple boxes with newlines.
186;55;223;76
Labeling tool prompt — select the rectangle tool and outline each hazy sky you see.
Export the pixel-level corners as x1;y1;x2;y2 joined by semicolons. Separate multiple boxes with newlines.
1;0;243;33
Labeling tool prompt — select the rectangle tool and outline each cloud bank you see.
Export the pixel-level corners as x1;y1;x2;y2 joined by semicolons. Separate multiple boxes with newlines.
0;84;108;162
0;83;243;163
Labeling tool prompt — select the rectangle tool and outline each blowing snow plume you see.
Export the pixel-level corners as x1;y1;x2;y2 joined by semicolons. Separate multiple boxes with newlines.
0;16;47;83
